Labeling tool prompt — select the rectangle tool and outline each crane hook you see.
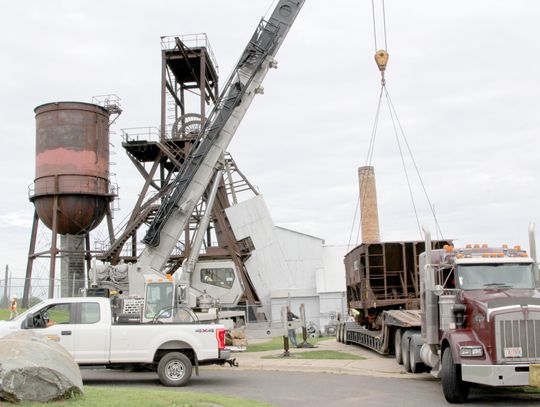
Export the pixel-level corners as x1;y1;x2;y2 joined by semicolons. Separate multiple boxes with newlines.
374;49;389;86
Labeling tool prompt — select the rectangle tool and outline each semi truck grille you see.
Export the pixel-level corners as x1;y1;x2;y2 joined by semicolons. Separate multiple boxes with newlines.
495;311;540;363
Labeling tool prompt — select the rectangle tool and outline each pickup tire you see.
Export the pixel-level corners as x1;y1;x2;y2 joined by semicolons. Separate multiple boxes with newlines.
157;352;192;387
441;347;469;403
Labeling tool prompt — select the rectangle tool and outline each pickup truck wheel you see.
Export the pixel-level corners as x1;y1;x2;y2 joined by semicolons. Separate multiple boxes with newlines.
441;347;469;403
401;331;412;373
157;352;192;387
394;329;403;365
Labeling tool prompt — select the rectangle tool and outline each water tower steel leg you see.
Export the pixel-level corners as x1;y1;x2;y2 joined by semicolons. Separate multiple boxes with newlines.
105;204;115;246
22;211;39;308
48;195;59;298
84;232;91;283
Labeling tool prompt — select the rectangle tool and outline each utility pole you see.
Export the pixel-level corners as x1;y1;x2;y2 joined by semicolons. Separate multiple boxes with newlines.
3;265;9;306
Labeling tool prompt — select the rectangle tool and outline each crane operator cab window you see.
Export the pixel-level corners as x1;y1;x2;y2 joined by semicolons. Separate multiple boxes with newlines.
200;267;235;289
145;283;174;319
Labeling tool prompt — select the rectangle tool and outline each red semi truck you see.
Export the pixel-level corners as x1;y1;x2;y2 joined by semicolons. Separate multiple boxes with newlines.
337;227;540;403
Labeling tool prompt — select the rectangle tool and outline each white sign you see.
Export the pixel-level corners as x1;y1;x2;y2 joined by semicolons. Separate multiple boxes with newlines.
504;347;523;358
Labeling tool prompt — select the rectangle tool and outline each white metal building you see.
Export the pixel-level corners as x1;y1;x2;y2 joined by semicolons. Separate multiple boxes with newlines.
225;195;347;331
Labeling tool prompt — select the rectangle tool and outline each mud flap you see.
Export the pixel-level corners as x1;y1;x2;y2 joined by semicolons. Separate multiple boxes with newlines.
530;364;540;387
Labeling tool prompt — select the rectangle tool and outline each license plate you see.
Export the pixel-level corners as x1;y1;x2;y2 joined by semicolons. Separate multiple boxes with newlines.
504;347;523;358
530;364;540;387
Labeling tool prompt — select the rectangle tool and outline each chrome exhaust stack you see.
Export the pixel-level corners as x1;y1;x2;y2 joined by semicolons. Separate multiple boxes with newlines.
530;223;539;285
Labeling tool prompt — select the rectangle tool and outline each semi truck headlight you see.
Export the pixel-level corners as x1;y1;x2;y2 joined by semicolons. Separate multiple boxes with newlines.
459;346;484;357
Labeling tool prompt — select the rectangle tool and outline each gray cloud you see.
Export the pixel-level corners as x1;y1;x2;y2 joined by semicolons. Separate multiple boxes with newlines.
1;0;539;278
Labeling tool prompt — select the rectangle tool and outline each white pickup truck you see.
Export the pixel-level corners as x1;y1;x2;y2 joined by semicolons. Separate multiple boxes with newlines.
0;297;234;386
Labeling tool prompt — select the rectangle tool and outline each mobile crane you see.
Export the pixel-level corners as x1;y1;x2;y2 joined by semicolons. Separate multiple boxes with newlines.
90;1;305;324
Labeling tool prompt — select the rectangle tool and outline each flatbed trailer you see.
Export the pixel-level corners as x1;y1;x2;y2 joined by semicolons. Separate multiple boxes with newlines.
337;309;420;353
337;240;450;355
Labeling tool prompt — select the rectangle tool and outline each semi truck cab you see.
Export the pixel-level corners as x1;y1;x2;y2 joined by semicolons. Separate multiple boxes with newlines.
419;233;540;403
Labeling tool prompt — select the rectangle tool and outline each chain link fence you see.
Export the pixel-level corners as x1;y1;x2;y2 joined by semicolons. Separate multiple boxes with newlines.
0;277;87;310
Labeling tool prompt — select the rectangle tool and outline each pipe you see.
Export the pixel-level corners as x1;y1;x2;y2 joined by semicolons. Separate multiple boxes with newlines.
422;227;438;345
530;222;539;285
423;227;433;290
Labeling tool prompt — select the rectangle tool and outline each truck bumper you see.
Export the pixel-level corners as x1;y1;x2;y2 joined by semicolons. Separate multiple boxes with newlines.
461;364;540;387
219;349;232;360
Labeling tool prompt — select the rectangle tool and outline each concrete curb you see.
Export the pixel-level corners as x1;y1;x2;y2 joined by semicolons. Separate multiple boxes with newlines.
209;339;436;381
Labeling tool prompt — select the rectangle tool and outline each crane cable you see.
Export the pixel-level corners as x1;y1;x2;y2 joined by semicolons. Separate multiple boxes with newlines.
348;0;444;249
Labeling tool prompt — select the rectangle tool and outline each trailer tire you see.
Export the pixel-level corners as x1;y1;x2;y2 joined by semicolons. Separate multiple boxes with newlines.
394;329;403;365
337;323;343;342
401;331;412;373
409;334;425;374
343;325;349;344
441;347;469;403
157;352;192;387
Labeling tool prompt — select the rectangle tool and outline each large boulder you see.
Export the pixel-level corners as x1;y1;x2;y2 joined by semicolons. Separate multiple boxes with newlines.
0;331;83;403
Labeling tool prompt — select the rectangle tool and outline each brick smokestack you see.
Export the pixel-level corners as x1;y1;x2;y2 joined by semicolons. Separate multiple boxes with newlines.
358;166;380;243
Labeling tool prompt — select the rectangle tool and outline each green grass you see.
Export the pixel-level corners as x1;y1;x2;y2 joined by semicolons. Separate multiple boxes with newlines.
263;350;365;360
0;309;25;321
7;386;274;407
246;335;333;353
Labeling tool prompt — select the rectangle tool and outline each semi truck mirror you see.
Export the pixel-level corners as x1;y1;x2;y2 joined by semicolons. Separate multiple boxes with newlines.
453;304;466;328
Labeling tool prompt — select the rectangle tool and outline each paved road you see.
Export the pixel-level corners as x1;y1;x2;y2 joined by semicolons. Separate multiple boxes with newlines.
82;368;540;406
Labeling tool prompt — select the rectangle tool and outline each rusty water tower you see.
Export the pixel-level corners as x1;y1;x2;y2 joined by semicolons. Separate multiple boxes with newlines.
23;100;120;305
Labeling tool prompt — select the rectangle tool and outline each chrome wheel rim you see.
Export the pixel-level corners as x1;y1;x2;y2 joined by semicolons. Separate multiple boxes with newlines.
165;360;185;381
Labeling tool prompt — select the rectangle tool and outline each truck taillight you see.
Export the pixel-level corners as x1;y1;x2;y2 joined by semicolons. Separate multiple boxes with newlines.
216;328;226;350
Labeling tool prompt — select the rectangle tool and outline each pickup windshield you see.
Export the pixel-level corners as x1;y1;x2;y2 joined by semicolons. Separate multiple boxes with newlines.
457;263;535;290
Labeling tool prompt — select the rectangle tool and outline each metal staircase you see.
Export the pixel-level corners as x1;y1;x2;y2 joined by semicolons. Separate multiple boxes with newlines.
98;204;160;262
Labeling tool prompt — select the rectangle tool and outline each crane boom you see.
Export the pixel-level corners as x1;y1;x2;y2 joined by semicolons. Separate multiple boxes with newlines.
138;0;305;274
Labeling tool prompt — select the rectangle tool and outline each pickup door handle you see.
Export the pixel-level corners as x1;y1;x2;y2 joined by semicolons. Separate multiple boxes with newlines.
61;330;72;336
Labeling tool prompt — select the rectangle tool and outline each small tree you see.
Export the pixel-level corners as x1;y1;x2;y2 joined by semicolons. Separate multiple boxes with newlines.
28;297;43;307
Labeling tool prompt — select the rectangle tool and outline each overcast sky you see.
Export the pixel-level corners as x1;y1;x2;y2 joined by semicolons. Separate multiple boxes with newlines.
1;0;539;281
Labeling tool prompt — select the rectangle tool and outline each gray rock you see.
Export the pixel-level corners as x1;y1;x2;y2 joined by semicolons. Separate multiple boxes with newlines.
0;331;83;403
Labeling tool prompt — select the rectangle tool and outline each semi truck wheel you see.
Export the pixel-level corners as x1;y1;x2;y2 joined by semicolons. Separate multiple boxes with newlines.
337;323;343;342
441;347;469;403
401;331;412;373
394;329;403;365
157;352;193;387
